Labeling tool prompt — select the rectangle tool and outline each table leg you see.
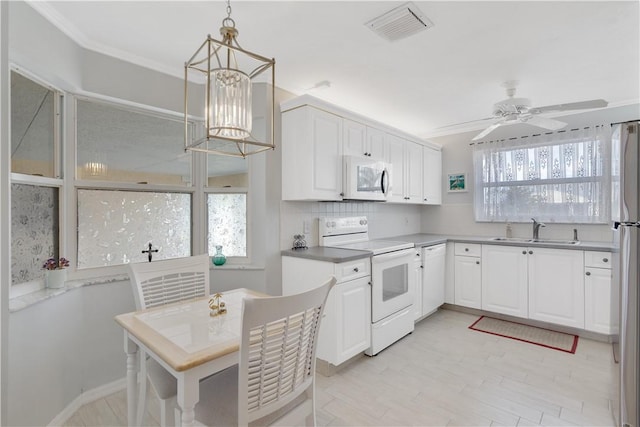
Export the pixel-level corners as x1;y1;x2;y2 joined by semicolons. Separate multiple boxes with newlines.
177;372;199;427
124;333;139;427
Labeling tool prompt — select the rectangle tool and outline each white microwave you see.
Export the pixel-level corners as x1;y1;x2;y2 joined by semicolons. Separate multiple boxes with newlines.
343;155;391;201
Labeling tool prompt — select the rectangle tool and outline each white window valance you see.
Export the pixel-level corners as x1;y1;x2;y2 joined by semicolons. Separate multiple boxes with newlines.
473;125;611;224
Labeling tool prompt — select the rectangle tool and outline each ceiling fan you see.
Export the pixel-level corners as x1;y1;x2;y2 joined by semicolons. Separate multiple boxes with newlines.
465;82;608;141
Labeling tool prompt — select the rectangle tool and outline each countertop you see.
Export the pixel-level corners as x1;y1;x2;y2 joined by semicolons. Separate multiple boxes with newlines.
281;246;372;263
281;233;616;263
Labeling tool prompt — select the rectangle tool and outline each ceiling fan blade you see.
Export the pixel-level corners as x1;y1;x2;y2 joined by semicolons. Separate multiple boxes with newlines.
525;115;567;131
434;116;496;130
531;99;608;114
472;122;503;141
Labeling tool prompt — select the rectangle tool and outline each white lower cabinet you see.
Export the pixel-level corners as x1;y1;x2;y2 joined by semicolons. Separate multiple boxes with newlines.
454;243;482;309
528;248;585;329
282;256;371;366
422;244;446;317
482;245;528;318
320;276;372;365
584;251;616;334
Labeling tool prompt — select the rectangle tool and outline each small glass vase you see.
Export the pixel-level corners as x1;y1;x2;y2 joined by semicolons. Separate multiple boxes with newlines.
212;245;227;266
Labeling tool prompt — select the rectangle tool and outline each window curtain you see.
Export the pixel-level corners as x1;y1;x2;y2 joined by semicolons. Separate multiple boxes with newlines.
473;125;611;223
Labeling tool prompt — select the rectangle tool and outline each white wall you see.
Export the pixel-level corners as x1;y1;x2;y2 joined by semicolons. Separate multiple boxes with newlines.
423;104;640;242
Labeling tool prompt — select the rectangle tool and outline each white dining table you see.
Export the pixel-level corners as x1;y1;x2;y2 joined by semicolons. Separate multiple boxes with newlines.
115;288;265;427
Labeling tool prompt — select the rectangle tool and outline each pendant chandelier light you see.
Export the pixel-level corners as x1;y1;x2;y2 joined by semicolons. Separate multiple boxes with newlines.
184;0;275;158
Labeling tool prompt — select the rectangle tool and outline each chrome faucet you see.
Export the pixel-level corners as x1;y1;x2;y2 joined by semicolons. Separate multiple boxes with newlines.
532;218;546;240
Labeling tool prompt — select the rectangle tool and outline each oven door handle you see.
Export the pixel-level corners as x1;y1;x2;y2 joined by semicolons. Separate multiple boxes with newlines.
371;248;414;263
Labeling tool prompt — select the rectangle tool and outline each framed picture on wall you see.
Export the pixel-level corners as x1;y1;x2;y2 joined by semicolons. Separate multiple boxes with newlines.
448;173;467;192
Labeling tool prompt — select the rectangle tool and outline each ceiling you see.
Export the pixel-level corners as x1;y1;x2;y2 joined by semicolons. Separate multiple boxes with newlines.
26;1;640;141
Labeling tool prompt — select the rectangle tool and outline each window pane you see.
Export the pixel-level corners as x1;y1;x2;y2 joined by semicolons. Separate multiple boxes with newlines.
77;190;191;268
11;72;58;177
207;153;248;188
11;184;59;285
76;100;191;185
473;127;610;223
208;193;246;257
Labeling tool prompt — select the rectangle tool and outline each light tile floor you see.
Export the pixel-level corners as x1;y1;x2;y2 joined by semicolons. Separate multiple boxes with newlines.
63;309;618;426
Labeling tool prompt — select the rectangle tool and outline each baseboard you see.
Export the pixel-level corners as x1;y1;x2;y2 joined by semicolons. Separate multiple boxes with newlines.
47;377;126;427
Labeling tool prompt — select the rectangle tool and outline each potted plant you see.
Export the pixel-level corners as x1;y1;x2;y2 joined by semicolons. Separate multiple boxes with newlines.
43;257;70;289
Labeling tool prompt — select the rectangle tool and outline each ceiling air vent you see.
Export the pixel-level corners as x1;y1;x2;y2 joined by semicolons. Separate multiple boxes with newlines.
365;2;434;42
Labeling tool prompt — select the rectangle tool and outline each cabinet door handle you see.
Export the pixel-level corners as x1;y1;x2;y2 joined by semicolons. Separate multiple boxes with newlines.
522;250;527;255
420;265;424;268
528;250;533;254
465;248;469;252
476;261;480;265
353;267;359;272
586;271;591;276
424;198;428;201
603;258;609;263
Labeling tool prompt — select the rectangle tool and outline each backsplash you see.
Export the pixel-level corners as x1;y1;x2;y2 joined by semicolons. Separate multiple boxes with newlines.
280;201;423;250
421;203;614;243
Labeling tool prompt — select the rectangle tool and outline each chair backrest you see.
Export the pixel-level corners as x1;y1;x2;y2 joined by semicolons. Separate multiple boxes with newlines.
127;254;210;310
238;276;336;426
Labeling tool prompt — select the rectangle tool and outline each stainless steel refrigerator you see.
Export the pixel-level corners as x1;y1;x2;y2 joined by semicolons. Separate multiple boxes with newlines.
613;120;639;427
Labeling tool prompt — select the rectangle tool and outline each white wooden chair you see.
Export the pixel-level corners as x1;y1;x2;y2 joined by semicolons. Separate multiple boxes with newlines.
195;276;336;427
128;254;210;427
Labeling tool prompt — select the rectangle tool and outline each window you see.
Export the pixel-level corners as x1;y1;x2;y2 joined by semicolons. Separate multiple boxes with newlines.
473;126;610;223
206;153;248;259
76;99;191;185
10;70;64;293
75;99;194;269
11;184;59;286
77;189;191;268
11;71;61;178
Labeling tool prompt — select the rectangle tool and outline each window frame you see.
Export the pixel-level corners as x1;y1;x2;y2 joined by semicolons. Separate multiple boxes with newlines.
473;127;611;224
9;66;65;296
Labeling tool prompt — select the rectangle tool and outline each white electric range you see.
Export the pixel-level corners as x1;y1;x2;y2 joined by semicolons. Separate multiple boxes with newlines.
319;216;416;355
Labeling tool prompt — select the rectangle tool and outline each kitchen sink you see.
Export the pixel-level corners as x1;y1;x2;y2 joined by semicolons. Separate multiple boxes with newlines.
530;239;580;245
489;237;580;245
489;237;533;243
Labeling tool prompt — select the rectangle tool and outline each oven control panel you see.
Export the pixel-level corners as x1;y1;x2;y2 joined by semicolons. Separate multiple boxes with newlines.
319;216;368;237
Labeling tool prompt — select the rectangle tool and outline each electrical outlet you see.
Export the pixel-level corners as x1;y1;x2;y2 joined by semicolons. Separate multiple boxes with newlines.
303;219;311;234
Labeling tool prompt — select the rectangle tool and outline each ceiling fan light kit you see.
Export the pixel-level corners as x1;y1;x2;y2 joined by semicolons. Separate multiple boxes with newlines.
184;0;275;158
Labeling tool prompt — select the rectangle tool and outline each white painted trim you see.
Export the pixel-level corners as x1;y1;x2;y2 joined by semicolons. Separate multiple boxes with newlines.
47;377;126;427
25;1;183;80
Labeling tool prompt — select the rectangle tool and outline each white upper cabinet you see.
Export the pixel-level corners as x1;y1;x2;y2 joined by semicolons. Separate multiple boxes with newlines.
343;119;388;161
342;119;368;158
386;134;406;203
282;106;343;201
365;127;388;161
280;95;441;203
422;147;442;205
406;141;424;203
386;135;423;203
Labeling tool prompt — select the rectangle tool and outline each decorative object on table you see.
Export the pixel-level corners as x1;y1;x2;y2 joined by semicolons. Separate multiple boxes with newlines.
42;257;70;289
292;234;308;250
142;242;159;262
212;245;227;266
183;0;275;158
447;172;467;192
208;293;227;317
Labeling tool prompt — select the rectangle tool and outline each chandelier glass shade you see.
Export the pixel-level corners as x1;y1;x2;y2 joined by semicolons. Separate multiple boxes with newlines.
184;11;275;158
